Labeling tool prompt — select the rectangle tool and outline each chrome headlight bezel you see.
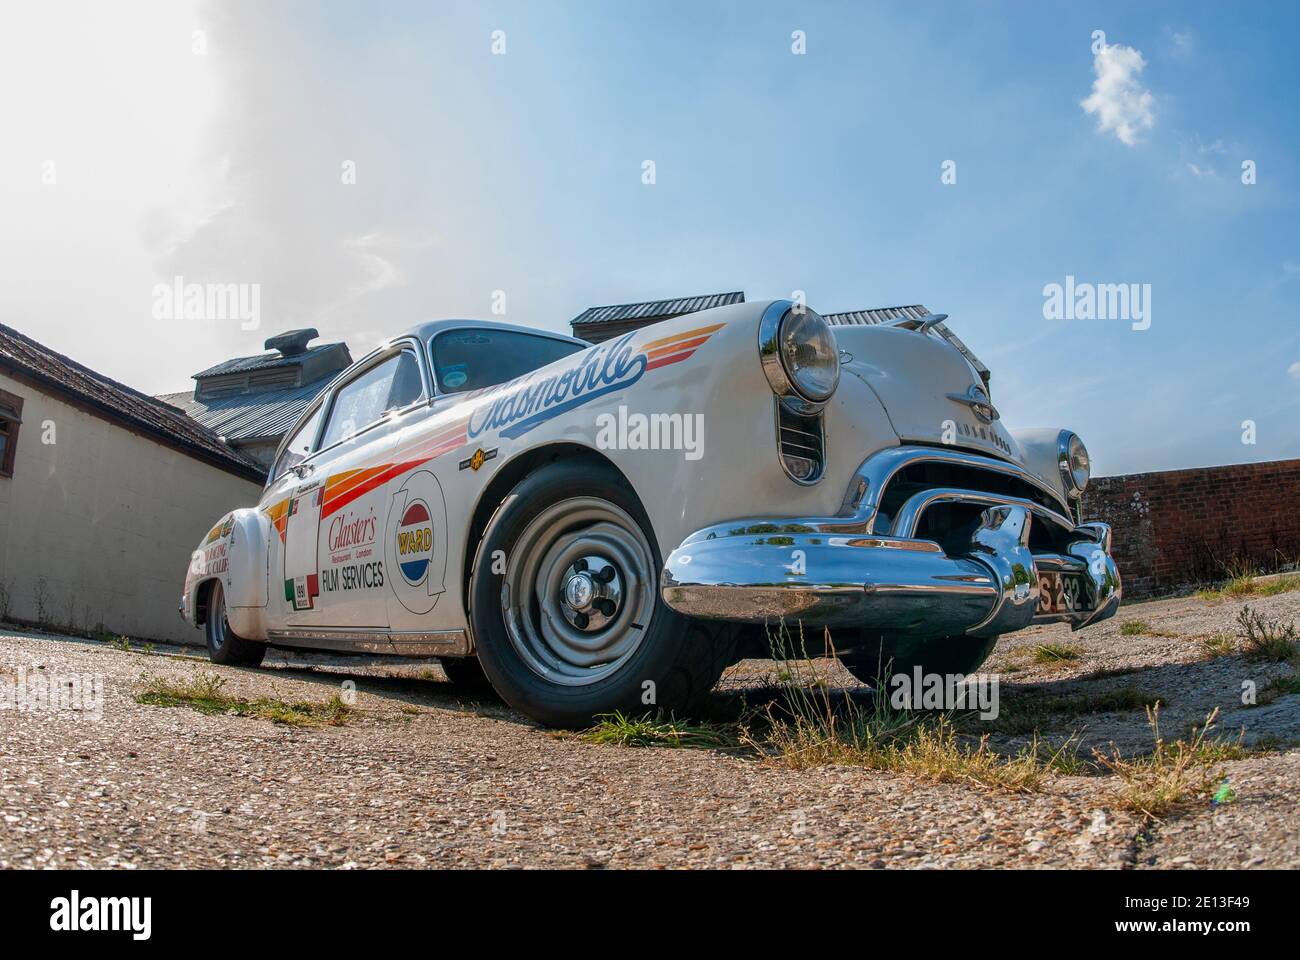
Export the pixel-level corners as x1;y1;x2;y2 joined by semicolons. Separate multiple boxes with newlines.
1057;430;1090;499
758;300;840;411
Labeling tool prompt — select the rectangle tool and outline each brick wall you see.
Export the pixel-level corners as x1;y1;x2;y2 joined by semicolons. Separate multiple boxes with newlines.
1081;458;1300;599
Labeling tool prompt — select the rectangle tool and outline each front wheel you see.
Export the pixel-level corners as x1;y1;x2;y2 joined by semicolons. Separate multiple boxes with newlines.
204;581;267;667
840;633;998;686
438;656;496;695
468;460;735;728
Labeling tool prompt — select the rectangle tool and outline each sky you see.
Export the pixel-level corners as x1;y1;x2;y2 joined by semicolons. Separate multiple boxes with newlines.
1;0;1297;477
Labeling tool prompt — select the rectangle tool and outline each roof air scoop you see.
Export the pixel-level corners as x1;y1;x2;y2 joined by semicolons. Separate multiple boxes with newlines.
264;328;318;357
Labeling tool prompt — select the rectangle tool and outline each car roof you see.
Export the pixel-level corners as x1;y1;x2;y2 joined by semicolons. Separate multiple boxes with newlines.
392;318;588;349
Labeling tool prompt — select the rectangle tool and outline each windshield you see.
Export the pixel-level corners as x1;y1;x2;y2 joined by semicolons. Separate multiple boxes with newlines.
430;329;584;394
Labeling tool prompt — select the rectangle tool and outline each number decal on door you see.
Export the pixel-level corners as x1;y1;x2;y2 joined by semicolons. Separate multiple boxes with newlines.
283;484;324;611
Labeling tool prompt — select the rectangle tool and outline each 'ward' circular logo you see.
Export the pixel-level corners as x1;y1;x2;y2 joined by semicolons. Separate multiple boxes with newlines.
396;499;433;586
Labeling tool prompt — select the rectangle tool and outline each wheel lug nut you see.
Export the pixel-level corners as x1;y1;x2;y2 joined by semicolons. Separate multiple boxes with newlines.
597;565;616;583
574;612;589;629
597;598;616;617
574;558;588;572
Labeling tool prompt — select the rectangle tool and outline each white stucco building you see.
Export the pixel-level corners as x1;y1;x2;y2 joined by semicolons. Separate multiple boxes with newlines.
0;323;265;644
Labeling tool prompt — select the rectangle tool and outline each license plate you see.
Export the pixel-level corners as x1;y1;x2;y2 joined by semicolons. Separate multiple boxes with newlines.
1037;571;1093;615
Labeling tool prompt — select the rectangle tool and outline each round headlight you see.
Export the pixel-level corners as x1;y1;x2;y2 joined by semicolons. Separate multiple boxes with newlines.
1058;430;1091;497
759;301;840;406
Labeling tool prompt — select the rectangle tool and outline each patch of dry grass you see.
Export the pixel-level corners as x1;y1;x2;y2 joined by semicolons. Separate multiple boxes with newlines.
137;671;352;727
1120;619;1179;638
1256;672;1300;706
754;699;1078;791
1093;706;1242;819
1236;606;1300;663
1032;643;1081;665
986;684;1164;735
745;624;1078;792
579;711;739;749
1197;633;1238;659
1198;573;1300;602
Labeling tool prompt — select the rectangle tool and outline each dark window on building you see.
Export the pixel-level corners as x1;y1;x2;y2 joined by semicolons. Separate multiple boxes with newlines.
0;388;23;478
430;329;584;395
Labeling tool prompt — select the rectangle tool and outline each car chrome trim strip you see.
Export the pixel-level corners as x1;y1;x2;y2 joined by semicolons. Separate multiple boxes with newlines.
266;627;471;657
678;444;1073;545
889;486;1076;538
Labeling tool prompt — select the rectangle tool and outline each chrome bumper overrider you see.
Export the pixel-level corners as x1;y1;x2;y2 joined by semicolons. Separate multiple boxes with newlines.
660;446;1121;637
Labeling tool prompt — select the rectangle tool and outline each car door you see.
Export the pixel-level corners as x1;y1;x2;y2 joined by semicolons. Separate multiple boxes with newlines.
379;327;588;642
283;343;429;631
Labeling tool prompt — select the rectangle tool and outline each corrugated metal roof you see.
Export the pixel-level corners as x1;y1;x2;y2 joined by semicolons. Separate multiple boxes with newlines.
571;291;745;327
193;341;347;379
822;304;929;326
0;323;265;482
158;376;333;443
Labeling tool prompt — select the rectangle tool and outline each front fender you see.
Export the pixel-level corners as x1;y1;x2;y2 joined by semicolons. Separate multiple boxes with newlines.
493;299;899;558
1010;428;1075;506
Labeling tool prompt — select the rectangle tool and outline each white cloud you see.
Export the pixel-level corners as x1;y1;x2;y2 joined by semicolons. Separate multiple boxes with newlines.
1081;43;1156;146
1175;136;1229;180
1288;361;1300;381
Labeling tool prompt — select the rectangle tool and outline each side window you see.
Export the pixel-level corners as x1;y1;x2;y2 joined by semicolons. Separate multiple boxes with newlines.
271;404;323;482
431;329;584;394
0;388;23;479
318;349;423;450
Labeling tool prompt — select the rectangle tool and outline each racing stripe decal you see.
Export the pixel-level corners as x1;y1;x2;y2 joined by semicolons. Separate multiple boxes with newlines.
642;323;724;370
319;421;469;520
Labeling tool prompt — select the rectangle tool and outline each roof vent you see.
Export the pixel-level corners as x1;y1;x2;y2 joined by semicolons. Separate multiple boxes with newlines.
264;328;318;357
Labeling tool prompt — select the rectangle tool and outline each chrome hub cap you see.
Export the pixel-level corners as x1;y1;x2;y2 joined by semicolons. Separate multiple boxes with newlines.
501;498;654;686
559;556;624;632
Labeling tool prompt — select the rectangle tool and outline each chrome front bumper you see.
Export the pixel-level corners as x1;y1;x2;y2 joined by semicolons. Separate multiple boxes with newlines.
660;446;1121;638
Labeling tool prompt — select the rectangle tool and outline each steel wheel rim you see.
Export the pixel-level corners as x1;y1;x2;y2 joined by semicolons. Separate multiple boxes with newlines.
500;497;655;686
209;583;228;650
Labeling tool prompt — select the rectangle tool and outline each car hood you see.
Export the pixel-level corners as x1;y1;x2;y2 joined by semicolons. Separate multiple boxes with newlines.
831;324;1022;464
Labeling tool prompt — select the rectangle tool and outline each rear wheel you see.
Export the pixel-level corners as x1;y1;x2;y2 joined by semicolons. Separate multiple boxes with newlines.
204;581;267;667
469;460;735;728
841;633;998;686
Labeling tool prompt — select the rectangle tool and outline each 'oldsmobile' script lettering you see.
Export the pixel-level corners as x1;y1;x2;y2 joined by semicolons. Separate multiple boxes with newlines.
468;333;645;440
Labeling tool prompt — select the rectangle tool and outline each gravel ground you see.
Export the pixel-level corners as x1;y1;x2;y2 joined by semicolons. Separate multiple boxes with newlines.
1;587;1297;869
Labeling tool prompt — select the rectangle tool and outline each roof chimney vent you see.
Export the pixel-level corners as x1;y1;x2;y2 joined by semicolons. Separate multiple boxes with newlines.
264;328;318;357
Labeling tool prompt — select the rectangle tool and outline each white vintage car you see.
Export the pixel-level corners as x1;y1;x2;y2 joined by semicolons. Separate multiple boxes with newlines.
182;300;1120;727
